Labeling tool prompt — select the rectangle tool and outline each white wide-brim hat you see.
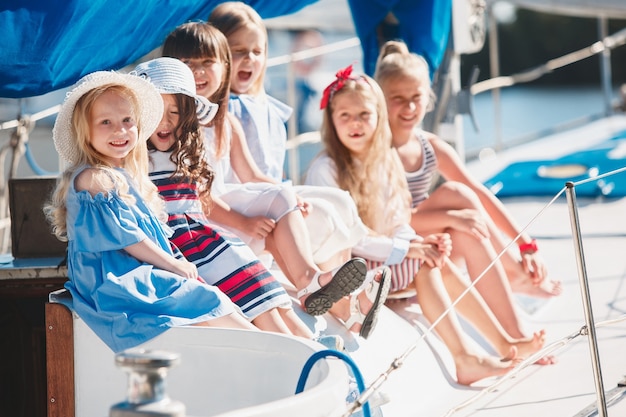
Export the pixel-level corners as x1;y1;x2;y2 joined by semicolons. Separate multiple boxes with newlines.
53;71;163;165
133;57;218;125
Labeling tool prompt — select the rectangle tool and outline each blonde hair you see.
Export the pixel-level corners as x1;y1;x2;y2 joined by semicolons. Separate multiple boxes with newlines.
319;74;411;231
45;84;165;241
208;1;268;96
374;40;436;112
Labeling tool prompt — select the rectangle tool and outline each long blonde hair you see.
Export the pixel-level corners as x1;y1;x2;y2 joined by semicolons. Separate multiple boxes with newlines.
319;73;411;231
374;40;436;112
45;84;165;241
208;1;268;96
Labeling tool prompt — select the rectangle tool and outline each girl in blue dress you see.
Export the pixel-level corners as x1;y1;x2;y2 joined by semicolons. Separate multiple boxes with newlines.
44;70;256;353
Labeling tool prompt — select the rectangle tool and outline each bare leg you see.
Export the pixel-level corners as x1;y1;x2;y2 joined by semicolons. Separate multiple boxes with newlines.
317;248;351;272
439;259;546;359
278;308;314;338
264;211;322;290
413;265;517;385
412;182;560;298
491;236;562;298
448;229;526;339
194;312;258;330
250;309;294;334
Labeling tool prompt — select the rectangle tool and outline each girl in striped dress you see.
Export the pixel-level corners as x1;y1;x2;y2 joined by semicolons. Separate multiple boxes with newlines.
136;57;347;340
374;40;561;303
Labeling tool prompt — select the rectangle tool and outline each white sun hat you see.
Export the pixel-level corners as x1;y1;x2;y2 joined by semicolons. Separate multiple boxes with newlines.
53;71;163;165
133;57;218;125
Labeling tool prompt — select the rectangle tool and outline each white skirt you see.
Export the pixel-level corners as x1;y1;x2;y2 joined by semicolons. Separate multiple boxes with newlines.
214;182;367;264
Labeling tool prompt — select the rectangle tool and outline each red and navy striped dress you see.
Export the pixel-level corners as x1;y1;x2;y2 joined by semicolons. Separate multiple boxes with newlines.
148;150;292;319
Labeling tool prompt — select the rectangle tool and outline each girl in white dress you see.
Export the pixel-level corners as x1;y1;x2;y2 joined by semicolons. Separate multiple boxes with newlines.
306;65;552;383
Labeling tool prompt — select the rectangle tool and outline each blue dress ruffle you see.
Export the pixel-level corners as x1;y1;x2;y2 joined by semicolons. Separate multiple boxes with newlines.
64;166;234;352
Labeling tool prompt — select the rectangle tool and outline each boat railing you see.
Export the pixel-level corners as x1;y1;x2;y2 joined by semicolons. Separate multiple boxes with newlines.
467;13;626;160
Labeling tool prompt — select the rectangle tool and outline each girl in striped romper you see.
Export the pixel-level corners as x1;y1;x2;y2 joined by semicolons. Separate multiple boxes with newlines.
137;57;325;341
374;40;561;305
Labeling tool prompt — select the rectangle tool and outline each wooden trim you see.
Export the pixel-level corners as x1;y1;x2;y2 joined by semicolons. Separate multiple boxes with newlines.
45;302;74;417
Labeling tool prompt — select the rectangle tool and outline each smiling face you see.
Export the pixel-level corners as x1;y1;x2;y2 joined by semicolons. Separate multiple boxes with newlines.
88;90;138;167
181;57;225;100
330;91;378;159
227;24;266;95
148;94;179;152
379;73;431;140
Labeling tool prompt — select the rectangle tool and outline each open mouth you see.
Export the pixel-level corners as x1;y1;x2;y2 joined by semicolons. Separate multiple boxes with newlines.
156;130;172;139
237;70;252;82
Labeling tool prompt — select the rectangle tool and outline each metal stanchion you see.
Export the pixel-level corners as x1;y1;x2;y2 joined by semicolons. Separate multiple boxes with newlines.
565;181;607;417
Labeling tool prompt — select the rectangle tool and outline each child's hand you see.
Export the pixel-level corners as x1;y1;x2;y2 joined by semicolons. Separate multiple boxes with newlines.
423;233;452;257
450;209;490;240
521;252;548;286
172;258;199;280
407;240;446;268
295;195;310;217
242;215;276;240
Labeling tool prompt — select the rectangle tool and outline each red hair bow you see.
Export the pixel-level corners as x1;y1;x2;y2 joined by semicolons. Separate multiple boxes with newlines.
320;64;354;109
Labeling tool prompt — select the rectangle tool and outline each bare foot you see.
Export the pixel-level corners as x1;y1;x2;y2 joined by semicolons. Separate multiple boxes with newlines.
455;348;519;385
510;276;563;298
510;329;546;358
534;355;558;365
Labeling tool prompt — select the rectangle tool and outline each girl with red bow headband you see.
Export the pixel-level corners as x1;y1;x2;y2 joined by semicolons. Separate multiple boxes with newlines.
306;65;551;384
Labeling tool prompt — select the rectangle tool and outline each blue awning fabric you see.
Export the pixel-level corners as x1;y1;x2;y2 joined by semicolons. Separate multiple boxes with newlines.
0;0;317;98
347;0;451;77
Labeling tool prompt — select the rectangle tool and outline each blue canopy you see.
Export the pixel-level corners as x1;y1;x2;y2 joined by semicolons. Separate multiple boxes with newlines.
0;0;317;98
348;0;451;77
0;0;451;98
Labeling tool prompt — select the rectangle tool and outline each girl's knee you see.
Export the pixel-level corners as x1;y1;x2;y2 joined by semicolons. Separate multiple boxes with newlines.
436;181;480;207
268;187;298;218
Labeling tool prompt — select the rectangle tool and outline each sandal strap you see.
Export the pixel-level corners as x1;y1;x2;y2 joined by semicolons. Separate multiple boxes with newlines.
355;268;377;293
296;261;349;299
343;292;365;329
342;267;385;329
296;270;323;299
